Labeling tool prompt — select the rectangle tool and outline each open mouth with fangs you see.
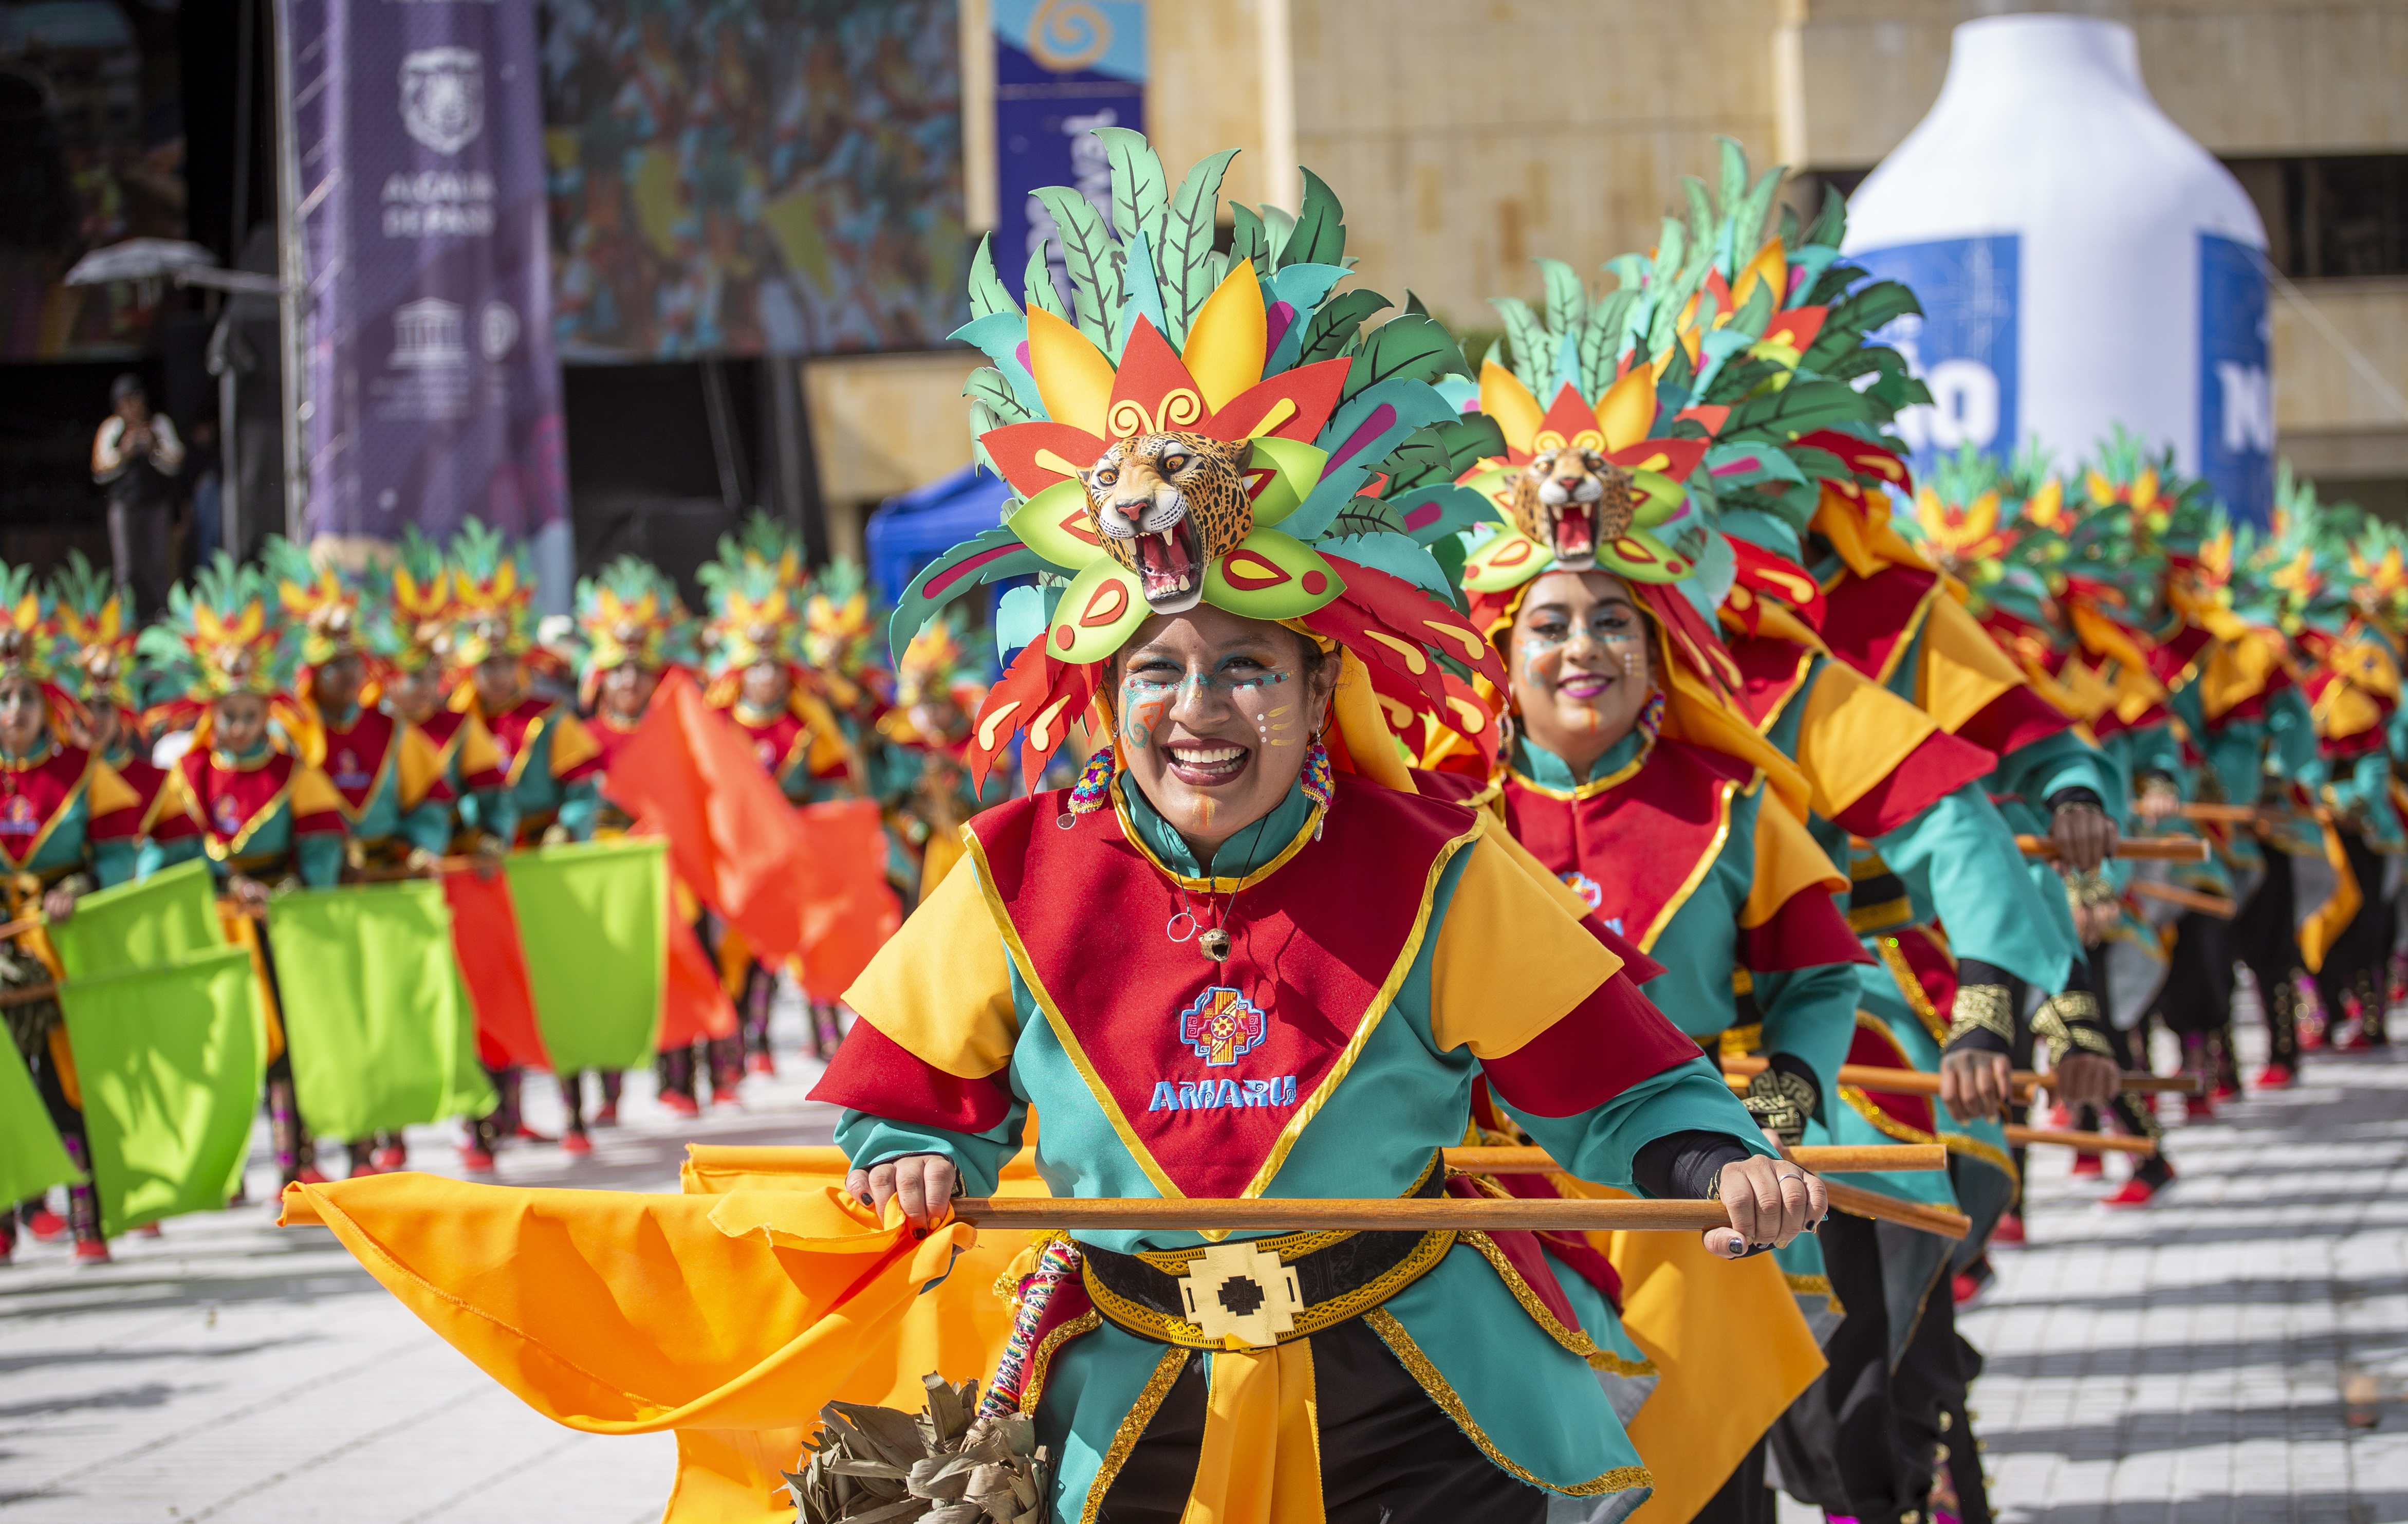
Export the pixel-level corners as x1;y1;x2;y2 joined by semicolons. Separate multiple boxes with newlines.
1133;517;1208;612
1551;503;1597;566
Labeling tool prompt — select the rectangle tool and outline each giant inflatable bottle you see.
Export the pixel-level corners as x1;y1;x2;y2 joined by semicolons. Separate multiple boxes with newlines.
1842;14;2275;525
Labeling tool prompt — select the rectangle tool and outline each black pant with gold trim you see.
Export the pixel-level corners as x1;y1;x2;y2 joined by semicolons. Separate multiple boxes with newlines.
1094;1319;1553;1523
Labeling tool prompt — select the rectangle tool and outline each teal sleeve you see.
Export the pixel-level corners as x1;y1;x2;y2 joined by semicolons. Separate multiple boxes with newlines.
91;839;137;890
554;777;600;842
398;797;454;856
1992;728;2126;817
2118;723;2185;790
833;1101;1031;1198
464;784;516;847
1753;962;1862;1126
138;835;211;881
1874;784;2074;990
1504;1058;1775;1195
2265;687;2325;788
296;832;345;889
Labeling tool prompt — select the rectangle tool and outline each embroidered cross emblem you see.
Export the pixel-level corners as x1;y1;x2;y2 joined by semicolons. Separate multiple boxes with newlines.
1178;986;1266;1067
1175;1241;1303;1348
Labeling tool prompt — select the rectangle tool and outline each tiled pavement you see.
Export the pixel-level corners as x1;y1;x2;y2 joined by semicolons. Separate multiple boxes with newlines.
5;1008;2404;1522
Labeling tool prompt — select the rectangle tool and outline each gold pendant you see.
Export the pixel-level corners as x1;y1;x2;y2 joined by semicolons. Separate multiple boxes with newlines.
1198;928;1232;962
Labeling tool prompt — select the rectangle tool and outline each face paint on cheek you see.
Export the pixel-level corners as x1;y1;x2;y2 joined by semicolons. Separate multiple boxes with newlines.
1121;688;1172;749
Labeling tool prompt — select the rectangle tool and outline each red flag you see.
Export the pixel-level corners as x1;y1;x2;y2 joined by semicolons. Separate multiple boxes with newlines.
442;869;548;1071
791;799;904;1000
658;908;739;1051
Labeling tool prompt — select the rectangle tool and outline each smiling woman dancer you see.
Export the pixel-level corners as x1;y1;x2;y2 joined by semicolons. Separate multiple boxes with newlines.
807;140;1829;1522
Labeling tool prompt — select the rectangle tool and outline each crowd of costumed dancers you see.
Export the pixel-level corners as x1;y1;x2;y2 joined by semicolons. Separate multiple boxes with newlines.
22;130;2406;1524
1;515;998;1266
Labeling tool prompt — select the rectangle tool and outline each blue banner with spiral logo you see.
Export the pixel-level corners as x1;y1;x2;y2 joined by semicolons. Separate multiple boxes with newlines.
993;0;1147;310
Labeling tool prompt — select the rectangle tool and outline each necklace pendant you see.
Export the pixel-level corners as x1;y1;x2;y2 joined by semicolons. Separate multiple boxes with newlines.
1198;927;1233;962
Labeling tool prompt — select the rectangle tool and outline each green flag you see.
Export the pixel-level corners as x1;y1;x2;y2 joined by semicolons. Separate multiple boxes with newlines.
0;1043;81;1206
266;882;497;1141
60;946;262;1236
48;858;224;979
506;838;665;1073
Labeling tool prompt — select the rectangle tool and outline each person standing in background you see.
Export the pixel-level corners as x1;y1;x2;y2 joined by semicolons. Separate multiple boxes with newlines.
89;375;184;620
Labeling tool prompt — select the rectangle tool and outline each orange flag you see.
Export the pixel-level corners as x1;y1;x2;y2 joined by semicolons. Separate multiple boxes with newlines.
442;868;548;1070
659;904;740;1051
790;799;903;1000
609;670;892;972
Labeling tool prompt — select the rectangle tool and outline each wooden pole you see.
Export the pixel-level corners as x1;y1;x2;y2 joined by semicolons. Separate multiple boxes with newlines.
2004;1124;2157;1157
1722;1056;2201;1096
0;981;59;1008
2017;834;2209;862
1443;1145;1945;1176
2130;879;2237;918
2174;802;2263;824
1821;1180;1971;1240
948;1196;1737;1232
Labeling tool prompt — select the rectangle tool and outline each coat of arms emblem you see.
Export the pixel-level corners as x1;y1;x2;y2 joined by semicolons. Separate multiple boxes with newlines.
399;47;483;154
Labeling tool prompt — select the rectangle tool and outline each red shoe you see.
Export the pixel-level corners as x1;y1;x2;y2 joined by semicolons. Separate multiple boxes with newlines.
512;1124;558;1145
2100;1174;2168;1209
134;1222;162;1238
594;1100;619;1128
1990;1213;2025;1245
2069;1152;2105;1178
373;1145;406;1171
296;1166;330;1185
712;1088;745;1109
459;1144;495;1172
2335;1024;2378;1052
348;1161;380;1179
561;1131;594;1156
2182;1095;2215;1122
73;1239;111;1265
2253;1064;2294;1090
659;1090;700;1117
747;1051;775;1076
1951;1270;1990;1308
26;1207;67;1243
2211;1079;2242;1102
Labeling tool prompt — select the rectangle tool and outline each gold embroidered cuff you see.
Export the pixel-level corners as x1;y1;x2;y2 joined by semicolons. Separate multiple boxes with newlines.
2031;991;2117;1060
1944;983;2017;1048
1743;1068;1817;1147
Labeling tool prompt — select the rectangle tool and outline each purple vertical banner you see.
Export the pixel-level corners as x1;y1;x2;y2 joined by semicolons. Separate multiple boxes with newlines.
992;0;1145;304
282;0;566;543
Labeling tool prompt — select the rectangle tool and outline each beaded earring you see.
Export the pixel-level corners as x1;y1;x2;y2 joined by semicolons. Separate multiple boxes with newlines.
1301;733;1335;823
1061;745;1116;827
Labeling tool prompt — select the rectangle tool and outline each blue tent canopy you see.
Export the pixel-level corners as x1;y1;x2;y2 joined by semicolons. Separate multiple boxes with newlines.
863;465;1016;610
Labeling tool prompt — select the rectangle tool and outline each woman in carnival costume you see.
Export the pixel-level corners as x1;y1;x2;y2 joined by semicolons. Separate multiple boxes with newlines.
1441;265;1897;1523
370;529;512;848
48;550;171;825
698;515;863;1063
873;612;995;904
815;137;1829;1521
445;521;609;1150
263;537;462;1176
137;555;348;1189
569;553;723;1113
0;568;147;1265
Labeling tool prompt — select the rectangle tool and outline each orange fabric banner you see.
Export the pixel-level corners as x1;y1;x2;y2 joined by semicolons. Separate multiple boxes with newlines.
659;907;740;1052
790;799;903;1000
441;869;548;1071
606;671;895;975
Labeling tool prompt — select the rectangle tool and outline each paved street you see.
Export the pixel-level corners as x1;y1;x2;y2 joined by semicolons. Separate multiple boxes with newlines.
5;1005;2405;1523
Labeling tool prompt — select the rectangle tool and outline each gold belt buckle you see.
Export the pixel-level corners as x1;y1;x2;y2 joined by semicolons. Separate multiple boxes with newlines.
1175;1241;1304;1349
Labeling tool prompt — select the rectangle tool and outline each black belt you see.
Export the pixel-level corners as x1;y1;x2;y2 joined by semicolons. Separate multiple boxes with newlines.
1078;1153;1455;1350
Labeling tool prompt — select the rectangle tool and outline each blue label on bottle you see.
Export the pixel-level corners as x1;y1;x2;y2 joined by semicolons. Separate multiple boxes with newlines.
1848;235;2021;480
2198;233;2273;529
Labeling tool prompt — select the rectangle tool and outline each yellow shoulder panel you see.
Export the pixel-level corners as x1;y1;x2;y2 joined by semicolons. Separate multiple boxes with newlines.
86;758;142;818
547;709;604;776
455;712;505;778
1794;658;1938;819
396;723;445;810
288;763;349;819
1916;593;2026;736
1429;832;1625;1061
1739;785;1849;930
842;842;1018;1078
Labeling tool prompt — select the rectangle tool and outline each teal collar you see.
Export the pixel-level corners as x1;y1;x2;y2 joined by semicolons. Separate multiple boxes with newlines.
1119;773;1314;881
1513;728;1646;789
